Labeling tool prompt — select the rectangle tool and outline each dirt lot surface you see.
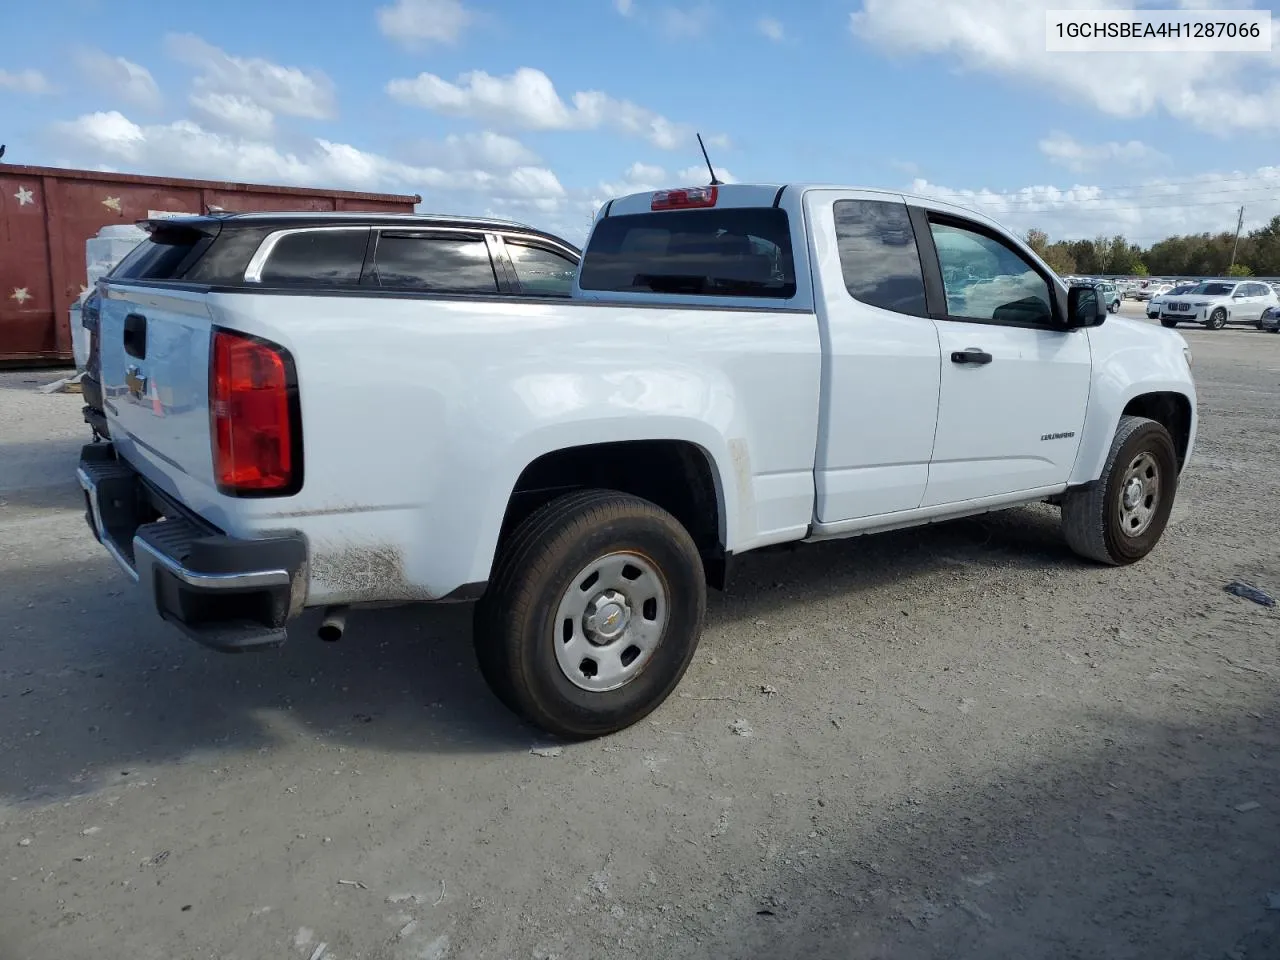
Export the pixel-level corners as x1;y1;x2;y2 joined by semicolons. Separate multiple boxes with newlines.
2;307;1278;960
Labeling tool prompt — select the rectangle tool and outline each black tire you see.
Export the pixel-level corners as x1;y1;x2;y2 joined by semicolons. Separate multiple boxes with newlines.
1062;415;1178;566
1108;301;1120;313
1207;308;1227;330
474;489;706;739
1160;318;1177;328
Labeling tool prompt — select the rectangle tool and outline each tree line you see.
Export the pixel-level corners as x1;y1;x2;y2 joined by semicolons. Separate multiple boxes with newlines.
1024;213;1280;278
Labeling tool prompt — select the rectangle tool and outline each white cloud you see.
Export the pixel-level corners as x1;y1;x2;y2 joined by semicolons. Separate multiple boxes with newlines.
190;92;275;138
387;67;697;149
676;163;737;183
660;4;714;38
589;160;736;204
52;110;565;206
0;68;52;95
905;166;1280;245
615;0;635;14
377;0;472;48
390;68;574;128
74;50;161;109
757;16;785;42
417;131;540;169
850;0;1280;134
165;33;336;120
1038;132;1167;173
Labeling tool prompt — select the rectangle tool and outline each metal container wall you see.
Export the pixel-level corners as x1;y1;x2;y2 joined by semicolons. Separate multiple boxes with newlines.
0;165;420;363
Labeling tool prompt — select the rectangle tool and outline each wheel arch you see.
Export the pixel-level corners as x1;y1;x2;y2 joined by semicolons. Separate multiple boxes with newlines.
1071;380;1197;487
495;434;736;589
1120;392;1193;470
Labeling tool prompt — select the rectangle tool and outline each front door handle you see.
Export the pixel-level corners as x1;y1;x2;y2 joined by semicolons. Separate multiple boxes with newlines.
951;348;993;365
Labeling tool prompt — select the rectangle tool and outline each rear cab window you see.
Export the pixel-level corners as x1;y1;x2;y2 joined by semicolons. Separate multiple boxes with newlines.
579;206;797;299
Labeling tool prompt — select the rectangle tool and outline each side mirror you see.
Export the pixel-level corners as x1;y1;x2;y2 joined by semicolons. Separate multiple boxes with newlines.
1066;284;1108;329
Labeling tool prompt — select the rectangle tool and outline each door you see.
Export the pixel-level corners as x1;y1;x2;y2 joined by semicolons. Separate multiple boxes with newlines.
1234;282;1267;321
808;192;942;522
916;213;1092;507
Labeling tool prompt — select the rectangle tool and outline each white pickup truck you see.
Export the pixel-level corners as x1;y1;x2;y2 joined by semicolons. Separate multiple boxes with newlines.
79;186;1197;738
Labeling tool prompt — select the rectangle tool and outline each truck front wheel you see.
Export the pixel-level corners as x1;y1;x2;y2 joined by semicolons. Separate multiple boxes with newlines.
1061;415;1178;565
474;489;706;739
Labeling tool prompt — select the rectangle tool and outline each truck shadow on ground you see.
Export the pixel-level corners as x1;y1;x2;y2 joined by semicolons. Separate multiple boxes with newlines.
2;502;1085;805
702;699;1280;960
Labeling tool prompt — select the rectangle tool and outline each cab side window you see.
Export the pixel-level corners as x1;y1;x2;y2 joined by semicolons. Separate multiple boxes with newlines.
832;199;927;316
928;221;1053;326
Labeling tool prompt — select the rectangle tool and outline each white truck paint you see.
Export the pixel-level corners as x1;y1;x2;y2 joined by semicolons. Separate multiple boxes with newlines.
81;187;1197;737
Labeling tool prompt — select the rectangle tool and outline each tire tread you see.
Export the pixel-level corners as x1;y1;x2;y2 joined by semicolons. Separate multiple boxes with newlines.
475;489;704;738
1062;415;1175;565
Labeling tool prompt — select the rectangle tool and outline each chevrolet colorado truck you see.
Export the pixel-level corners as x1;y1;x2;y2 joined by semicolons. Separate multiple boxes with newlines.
78;186;1197;738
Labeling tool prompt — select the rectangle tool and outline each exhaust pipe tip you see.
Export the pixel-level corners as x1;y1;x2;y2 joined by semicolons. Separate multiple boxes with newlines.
318;606;348;642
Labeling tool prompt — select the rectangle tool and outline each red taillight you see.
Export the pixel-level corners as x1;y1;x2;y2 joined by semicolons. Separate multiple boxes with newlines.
210;329;300;496
651;186;718;211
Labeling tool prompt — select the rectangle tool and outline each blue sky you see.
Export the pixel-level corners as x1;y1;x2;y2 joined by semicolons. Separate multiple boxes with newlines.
3;0;1280;243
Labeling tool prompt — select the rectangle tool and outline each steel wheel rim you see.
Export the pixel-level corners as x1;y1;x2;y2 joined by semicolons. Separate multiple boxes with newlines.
553;551;668;693
1117;451;1161;538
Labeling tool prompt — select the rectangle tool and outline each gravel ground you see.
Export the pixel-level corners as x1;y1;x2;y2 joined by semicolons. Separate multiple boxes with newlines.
2;307;1278;960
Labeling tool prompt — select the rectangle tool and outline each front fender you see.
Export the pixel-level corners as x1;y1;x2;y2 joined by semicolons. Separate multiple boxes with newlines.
1069;320;1197;486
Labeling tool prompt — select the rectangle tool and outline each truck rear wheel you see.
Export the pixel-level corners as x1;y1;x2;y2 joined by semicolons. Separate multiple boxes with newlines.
474;489;706;739
1061;415;1178;566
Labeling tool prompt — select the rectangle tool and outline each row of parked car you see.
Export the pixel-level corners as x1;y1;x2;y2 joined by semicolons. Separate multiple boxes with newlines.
1145;279;1280;331
1062;275;1280;331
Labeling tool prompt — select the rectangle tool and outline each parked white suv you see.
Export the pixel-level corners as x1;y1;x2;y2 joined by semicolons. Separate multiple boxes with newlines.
1147;283;1200;319
79;184;1197;738
1160;280;1280;329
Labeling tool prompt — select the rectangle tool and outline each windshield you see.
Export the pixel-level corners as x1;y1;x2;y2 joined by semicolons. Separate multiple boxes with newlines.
1197;282;1235;296
579;207;797;298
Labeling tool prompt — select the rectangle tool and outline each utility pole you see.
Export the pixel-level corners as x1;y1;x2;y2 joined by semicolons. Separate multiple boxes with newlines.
1230;205;1245;271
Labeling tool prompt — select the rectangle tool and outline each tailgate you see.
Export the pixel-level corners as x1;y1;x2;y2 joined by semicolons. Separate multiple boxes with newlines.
99;284;217;497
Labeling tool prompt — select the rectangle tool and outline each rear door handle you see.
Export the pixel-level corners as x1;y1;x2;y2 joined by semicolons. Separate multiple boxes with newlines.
123;313;147;359
951;348;993;365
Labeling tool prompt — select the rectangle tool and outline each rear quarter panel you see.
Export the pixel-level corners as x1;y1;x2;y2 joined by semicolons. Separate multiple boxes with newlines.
198;292;821;605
